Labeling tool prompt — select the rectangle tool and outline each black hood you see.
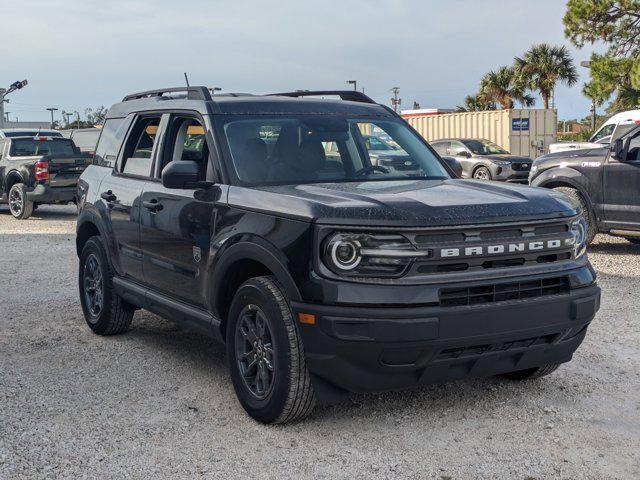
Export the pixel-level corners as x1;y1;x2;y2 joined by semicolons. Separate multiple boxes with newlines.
229;179;577;227
534;148;606;169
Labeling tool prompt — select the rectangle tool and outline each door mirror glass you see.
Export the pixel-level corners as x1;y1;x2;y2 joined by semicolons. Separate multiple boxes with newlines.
162;160;201;189
456;150;471;158
611;138;625;160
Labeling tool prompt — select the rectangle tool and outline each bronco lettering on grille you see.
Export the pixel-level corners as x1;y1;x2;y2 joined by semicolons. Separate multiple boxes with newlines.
441;239;567;258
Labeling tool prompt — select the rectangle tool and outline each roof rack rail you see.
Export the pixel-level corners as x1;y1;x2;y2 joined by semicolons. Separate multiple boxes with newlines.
268;90;377;104
122;86;213;102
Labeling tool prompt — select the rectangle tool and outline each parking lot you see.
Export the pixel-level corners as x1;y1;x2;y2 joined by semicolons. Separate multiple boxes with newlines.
0;205;638;479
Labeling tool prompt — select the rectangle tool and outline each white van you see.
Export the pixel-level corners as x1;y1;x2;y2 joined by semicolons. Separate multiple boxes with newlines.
549;109;640;153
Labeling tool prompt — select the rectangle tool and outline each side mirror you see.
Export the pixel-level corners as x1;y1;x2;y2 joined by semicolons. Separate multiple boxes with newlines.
442;156;463;178
457;150;471;158
162;160;201;189
611;138;625;160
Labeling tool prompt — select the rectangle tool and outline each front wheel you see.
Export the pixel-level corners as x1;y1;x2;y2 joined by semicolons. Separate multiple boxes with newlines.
553;187;597;244
8;183;34;220
473;166;492;180
226;276;316;424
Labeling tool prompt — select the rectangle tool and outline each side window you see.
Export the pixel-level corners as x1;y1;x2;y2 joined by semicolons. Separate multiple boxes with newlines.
431;141;450;155
120;116;161;177
449;141;467;155
160;116;208;181
626;131;640;162
591;124;615;143
94;118;130;167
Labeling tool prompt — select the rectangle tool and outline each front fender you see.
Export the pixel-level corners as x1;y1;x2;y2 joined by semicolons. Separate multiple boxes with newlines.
208;236;303;316
530;167;594;207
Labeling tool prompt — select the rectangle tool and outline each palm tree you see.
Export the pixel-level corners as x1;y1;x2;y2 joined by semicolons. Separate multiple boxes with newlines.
480;66;535;109
455;92;496;112
515;44;578;109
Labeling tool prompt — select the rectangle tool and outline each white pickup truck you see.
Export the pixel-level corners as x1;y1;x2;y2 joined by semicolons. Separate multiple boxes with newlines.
549;109;640;153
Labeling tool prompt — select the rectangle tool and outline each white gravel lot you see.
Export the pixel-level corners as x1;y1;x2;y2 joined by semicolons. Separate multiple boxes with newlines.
0;204;639;479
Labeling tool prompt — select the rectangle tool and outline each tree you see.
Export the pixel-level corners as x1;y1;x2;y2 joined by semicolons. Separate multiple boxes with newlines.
564;0;640;111
514;44;578;109
455;93;496;112
479;66;535;109
85;106;108;126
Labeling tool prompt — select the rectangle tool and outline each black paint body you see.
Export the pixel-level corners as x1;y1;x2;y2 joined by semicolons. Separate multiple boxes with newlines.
76;90;600;397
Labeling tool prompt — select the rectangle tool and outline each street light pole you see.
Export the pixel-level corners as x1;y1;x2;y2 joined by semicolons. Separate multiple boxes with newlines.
46;108;59;129
0;80;28;129
347;80;357;91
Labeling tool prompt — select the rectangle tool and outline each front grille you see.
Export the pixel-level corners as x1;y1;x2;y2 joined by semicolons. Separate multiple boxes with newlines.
379;156;418;171
435;333;558;361
439;276;570;307
406;220;574;276
512;162;531;171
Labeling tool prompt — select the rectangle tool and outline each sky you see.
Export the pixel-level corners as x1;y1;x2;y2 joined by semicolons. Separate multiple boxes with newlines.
1;0;604;123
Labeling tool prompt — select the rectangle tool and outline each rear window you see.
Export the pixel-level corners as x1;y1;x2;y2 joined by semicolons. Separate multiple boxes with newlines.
9;138;76;157
71;130;101;151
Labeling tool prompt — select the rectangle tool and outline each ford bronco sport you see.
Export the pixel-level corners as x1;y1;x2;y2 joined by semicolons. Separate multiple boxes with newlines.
76;87;600;424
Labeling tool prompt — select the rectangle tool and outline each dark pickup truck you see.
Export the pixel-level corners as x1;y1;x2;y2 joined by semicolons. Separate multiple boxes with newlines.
0;135;90;219
530;121;640;244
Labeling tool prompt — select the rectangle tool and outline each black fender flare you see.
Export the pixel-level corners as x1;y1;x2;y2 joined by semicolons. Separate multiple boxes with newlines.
531;167;595;211
76;206;112;258
208;239;302;316
4;170;25;194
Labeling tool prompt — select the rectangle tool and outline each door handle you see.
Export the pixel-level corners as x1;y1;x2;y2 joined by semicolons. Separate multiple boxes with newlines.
101;190;117;202
143;199;163;212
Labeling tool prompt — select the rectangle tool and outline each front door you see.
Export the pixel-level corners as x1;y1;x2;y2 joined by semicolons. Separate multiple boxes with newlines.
140;114;219;306
603;125;640;228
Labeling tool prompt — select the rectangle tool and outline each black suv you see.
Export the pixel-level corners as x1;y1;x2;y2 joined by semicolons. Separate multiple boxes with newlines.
76;87;600;424
530;121;640;245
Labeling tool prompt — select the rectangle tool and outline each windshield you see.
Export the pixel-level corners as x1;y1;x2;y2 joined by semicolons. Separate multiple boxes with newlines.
462;139;509;155
9;138;76;156
215;116;449;185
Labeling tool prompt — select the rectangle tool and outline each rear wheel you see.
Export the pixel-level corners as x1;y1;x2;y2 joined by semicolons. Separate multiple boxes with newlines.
79;236;134;335
499;363;560;380
8;183;34;220
553;186;597;245
473;166;492;180
226;276;316;424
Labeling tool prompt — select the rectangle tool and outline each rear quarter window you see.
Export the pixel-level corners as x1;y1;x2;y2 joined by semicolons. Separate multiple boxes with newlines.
94;118;131;167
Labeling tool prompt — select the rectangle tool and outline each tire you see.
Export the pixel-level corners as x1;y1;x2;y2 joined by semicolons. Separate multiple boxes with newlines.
499;363;561;380
79;236;134;335
473;166;492;180
553;186;597;245
8;183;34;220
226;276;316;424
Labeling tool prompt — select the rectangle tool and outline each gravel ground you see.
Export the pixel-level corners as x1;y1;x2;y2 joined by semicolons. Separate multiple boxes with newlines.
1;204;639;479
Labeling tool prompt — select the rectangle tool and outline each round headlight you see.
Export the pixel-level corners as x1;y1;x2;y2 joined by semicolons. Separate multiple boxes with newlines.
330;239;361;270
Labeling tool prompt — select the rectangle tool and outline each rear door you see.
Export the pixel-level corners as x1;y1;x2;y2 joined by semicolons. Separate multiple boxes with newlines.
98;114;164;282
139;113;220;306
603;125;640;228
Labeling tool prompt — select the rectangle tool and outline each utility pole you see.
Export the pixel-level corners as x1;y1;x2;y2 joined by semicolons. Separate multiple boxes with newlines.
75;111;80;129
4;112;10;122
390;87;401;113
347;80;357;91
62;111;73;128
46;107;59;129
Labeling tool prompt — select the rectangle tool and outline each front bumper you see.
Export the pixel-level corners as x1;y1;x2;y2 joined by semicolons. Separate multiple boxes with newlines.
292;282;600;395
26;184;76;204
